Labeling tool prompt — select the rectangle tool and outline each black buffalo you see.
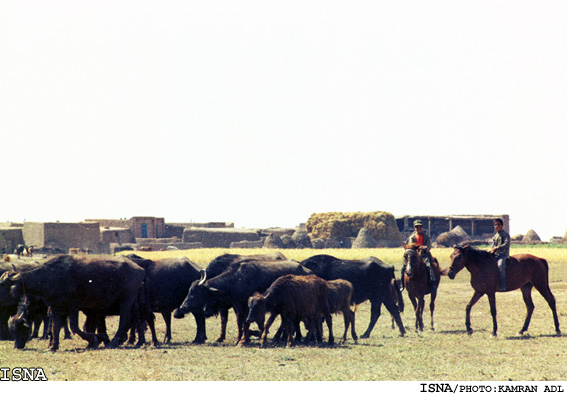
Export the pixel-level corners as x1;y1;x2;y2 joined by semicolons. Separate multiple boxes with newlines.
177;257;312;344
300;254;405;338
126;254;206;344
174;252;287;343
0;255;146;352
0;262;48;340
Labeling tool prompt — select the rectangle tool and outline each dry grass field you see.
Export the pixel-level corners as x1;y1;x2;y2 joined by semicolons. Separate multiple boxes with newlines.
1;246;567;381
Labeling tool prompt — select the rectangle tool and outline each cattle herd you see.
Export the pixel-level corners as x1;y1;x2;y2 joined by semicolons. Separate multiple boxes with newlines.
0;252;406;352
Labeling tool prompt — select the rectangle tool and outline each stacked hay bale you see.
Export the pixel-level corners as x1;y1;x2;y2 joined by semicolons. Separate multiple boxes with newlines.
306;211;402;248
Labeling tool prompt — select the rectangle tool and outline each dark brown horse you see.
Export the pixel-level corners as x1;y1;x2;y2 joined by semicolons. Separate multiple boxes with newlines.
402;243;444;332
447;244;561;337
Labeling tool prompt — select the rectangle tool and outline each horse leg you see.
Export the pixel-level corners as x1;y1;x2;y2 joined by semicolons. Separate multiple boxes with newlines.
408;293;419;332
465;291;484;335
518;283;534;335
429;290;437;331
487;293;498;337
416;295;426;332
533;282;561;335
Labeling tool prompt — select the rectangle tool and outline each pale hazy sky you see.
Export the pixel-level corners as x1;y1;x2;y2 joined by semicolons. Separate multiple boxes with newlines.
2;2;567;240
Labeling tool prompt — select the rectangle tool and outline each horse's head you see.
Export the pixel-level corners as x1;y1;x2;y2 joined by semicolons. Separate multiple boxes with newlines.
402;243;421;277
447;243;470;279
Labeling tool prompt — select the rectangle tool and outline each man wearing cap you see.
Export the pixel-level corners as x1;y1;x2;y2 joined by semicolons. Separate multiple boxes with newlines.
401;220;436;292
489;218;510;292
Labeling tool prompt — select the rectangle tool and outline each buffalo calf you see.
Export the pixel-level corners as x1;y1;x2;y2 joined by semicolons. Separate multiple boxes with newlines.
247;274;334;347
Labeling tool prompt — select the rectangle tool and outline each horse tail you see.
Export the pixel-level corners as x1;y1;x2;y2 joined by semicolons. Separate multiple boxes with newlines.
541;257;550;272
539;257;552;282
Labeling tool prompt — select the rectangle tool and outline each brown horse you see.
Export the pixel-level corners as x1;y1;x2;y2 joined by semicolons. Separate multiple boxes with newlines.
402;243;444;332
447;244;561;337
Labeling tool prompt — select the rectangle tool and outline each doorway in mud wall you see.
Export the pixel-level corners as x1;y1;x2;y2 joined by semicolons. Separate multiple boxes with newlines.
141;223;148;238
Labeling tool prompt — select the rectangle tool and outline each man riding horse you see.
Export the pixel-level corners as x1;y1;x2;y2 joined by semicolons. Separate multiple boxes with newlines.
489;218;511;292
401;220;437;292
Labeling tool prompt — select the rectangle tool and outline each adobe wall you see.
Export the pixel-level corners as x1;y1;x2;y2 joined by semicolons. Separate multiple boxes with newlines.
0;228;25;254
182;227;261;248
100;228;136;245
24;222;105;253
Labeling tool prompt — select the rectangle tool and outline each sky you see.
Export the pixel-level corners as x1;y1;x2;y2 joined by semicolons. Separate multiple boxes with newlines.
1;1;567;241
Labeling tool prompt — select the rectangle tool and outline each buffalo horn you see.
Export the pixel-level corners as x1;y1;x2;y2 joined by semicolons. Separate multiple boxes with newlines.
198;269;207;285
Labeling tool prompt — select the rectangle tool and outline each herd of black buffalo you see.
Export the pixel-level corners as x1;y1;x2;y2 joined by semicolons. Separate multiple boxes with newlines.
0;251;409;352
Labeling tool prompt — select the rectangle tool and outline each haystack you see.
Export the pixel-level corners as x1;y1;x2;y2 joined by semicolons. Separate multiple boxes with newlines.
352;227;379;248
281;235;297;249
306;211;402;247
291;230;312;248
263;234;285;249
522;229;541;243
435;226;470;248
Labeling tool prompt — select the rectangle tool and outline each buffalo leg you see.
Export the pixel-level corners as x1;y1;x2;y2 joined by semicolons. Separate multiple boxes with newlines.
341;313;350;343
360;300;382;339
162;311;172;344
350;310;358;342
147;313;159;346
108;297;136;349
63;318;72;339
215;308;229;343
48;313;63;352
261;312;278;347
68;311;99;350
383;296;406;336
192;311;207;344
325;314;334;346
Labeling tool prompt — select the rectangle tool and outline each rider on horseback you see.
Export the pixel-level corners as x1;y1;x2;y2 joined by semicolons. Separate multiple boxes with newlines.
401;220;437;292
490;218;511;292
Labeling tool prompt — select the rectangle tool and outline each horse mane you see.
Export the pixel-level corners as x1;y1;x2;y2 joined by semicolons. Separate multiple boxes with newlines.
461;244;494;262
404;242;420;251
